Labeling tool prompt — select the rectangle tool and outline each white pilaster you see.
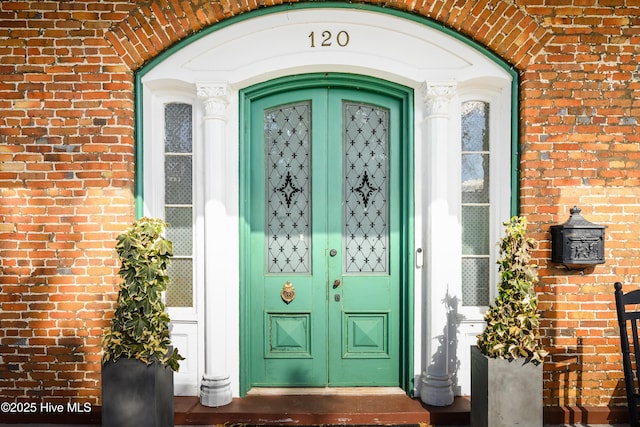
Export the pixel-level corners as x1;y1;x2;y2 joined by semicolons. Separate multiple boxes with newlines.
196;83;233;407
419;81;457;407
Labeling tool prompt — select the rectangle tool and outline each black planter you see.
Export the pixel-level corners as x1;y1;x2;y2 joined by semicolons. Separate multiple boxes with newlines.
102;358;174;427
470;346;542;427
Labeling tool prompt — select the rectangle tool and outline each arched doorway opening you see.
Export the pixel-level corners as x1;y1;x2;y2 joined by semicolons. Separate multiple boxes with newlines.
136;4;516;406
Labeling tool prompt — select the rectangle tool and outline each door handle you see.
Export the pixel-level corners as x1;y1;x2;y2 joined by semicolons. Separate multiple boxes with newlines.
333;279;341;288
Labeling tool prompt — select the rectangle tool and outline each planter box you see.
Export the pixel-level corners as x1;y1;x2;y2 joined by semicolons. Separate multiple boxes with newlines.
470;346;542;427
102;358;174;427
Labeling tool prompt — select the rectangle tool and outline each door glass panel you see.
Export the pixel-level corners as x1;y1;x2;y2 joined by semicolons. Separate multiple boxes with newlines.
461;153;489;204
166;207;193;256
461;101;489;152
343;102;389;274
462;205;490;255
265;102;312;274
164;103;193;153
166;258;193;307
165;156;192;205
461;257;490;306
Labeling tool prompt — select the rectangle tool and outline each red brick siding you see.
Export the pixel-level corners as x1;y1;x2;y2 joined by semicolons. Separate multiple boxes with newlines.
0;0;135;406
519;2;640;407
1;0;639;409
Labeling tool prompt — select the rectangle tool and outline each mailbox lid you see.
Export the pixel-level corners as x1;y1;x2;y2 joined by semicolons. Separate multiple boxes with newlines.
552;206;606;230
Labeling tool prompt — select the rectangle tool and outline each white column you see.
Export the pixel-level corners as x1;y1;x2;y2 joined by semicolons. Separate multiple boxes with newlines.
419;81;457;407
196;83;233;407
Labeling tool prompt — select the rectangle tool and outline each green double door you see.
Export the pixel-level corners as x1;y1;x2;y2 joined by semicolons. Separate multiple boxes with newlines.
246;82;405;388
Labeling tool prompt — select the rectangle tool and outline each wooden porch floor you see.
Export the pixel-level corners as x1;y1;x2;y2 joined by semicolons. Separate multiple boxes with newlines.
174;393;470;426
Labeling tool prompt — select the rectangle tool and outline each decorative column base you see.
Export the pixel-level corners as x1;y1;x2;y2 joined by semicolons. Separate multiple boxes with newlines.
200;374;232;407
419;372;454;406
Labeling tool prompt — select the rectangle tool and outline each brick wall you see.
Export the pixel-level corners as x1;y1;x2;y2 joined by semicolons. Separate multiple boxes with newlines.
1;0;639;410
517;2;640;407
0;0;136;405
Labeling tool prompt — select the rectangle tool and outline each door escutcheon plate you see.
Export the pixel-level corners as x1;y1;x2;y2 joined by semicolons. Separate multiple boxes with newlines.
281;281;295;304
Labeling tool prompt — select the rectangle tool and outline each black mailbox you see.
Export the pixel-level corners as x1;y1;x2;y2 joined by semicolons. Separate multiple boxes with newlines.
550;206;606;270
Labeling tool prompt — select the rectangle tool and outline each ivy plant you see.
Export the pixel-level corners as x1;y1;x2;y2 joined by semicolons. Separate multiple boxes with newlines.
476;216;548;363
102;217;184;371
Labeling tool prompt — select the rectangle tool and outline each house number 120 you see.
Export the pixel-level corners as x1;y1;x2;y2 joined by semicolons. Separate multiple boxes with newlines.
309;31;350;48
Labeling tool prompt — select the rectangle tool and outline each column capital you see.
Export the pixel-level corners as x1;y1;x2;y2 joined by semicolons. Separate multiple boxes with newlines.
197;83;229;121
421;82;457;118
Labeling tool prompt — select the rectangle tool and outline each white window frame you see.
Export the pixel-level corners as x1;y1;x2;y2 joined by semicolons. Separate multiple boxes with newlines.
142;83;205;322
142;82;207;396
457;83;513;320
453;83;512;396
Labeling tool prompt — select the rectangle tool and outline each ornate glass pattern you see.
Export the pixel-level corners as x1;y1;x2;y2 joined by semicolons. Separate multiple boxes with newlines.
462;101;489;204
164;156;192;205
166;207;192;256
265;102;311;274
165;103;193;153
461;257;490;306
461;100;490;306
164;103;193;307
166;259;193;307
343;102;389;274
462;205;490;255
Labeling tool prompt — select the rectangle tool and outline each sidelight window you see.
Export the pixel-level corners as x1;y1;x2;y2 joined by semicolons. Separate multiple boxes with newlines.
163;102;194;308
461;100;491;307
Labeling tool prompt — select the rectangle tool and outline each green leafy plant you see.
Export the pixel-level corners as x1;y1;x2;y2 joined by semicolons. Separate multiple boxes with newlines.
476;216;548;363
102;217;184;371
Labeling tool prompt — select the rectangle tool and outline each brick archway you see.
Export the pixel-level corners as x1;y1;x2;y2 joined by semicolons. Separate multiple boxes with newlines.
105;1;550;73
108;0;553;408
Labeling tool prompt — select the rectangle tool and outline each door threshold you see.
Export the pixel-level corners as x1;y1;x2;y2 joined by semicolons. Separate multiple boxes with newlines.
246;386;406;396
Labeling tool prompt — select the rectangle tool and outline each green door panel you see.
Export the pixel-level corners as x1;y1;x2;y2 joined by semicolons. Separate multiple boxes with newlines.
242;76;412;390
326;89;401;385
248;89;329;386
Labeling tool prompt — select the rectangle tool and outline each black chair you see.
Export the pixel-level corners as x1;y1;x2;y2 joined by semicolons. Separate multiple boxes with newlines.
614;281;640;426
